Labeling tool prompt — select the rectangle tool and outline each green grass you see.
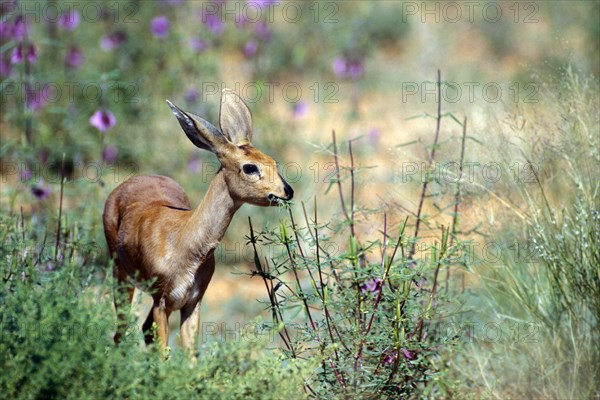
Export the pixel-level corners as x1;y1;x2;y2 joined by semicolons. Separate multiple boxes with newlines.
454;71;599;399
0;212;309;399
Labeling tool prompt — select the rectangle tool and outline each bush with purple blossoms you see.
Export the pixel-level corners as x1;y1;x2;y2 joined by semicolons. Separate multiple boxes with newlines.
243;130;464;397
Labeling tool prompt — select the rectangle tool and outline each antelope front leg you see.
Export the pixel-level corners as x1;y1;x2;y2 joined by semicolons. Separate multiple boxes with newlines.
152;296;170;352
180;256;215;355
180;301;201;354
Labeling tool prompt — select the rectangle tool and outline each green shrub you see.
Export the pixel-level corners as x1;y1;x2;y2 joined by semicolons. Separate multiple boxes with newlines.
243;130;465;398
0;214;308;400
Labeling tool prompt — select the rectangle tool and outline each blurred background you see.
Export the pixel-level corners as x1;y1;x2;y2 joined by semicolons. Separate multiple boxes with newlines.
1;0;597;245
1;1;598;397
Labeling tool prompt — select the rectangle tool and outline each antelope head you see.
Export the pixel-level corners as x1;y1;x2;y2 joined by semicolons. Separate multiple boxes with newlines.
167;89;294;206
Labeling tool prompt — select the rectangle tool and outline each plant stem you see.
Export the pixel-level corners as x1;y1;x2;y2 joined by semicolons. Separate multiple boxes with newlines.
348;139;355;237
301;201;342;286
410;69;443;259
332;130;351;229
248;217;295;354
54;154;66;262
446;116;467;293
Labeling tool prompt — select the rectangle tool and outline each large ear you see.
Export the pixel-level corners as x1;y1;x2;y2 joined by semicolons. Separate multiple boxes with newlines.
166;100;228;153
219;88;253;145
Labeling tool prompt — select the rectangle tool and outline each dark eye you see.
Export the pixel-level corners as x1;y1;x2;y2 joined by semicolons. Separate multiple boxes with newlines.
243;164;259;175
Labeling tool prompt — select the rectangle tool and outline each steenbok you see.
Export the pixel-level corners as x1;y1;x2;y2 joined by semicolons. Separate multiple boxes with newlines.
103;89;293;351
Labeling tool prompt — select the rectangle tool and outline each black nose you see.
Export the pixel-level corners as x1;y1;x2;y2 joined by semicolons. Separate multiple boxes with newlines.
284;182;294;199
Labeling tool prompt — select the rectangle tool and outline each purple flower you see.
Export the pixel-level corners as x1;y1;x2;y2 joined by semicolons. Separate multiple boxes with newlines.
11;43;37;64
243;39;258;58
360;277;382;294
21;166;33;182
65;45;83;69
13;15;28;41
367;128;381;146
102;145;118;164
58;10;80;31
254;21;271;41
90;109;117;132
293;101;309;119
188;154;202;172
151;16;170;39
100;31;127;51
10;43;22;63
189;37;209;53
248;0;279;6
27;43;36;63
235;14;249;28
26;84;53;112
332;57;346;77
347;61;364;79
401;348;415;360
382;353;396;365
185;88;200;103
26;95;43;111
332;56;364;80
203;13;224;35
31;179;51;200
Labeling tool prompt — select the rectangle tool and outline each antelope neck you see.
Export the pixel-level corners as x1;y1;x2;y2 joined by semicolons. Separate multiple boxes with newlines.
177;170;241;261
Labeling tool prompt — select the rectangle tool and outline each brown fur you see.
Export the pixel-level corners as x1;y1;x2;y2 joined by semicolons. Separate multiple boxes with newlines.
103;90;293;352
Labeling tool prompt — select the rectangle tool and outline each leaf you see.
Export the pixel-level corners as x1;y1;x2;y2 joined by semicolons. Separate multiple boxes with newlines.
405;113;427;121
395;140;419;148
466;135;483;145
445;112;463;126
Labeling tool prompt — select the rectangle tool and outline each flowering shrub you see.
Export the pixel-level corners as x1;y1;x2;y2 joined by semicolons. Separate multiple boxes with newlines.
247;210;459;397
